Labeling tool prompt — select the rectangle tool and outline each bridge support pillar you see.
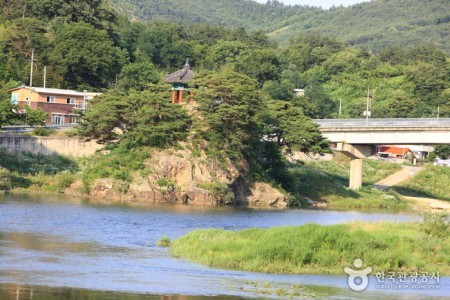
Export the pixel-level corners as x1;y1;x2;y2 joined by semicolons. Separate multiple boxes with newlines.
334;142;373;190
349;158;363;190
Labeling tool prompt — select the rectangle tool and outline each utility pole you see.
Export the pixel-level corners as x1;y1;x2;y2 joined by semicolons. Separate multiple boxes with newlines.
437;106;440;122
338;99;342;119
363;87;371;125
28;50;35;107
29;50;35;88
83;90;87;111
43;66;47;88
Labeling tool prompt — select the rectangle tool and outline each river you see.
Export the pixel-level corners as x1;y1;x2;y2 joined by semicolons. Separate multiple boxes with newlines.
0;193;448;299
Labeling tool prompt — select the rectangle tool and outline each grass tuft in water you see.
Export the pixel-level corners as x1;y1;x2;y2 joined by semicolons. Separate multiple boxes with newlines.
156;236;172;247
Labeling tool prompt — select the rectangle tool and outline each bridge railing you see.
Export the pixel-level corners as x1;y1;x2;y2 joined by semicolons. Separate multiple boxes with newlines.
313;118;450;128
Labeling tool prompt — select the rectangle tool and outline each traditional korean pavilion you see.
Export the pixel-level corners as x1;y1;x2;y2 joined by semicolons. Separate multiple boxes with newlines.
164;59;196;104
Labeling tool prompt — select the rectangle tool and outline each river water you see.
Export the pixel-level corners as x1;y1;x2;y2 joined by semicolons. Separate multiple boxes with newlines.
0;193;448;299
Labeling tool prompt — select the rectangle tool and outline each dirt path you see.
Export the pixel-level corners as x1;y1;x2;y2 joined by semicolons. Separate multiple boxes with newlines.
402;196;450;211
374;166;449;211
373;166;421;191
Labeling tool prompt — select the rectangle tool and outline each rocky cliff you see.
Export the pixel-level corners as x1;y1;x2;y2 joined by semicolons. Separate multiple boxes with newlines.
75;143;288;208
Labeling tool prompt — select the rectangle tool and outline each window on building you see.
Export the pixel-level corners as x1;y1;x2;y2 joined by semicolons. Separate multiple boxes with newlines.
47;96;55;103
66;97;75;104
69;116;78;124
11;94;19;104
52;114;64;125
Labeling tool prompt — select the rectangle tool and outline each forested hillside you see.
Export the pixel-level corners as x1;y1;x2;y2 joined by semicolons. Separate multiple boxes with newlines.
109;0;450;54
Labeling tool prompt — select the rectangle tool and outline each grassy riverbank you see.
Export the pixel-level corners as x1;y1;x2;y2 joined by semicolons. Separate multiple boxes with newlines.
285;155;405;209
171;216;450;275
0;147;427;210
393;164;450;201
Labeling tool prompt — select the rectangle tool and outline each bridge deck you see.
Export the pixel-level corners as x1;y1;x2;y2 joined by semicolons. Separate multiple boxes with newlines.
314;118;450;129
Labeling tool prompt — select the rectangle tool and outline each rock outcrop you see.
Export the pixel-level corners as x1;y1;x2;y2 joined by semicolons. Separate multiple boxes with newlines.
80;143;288;208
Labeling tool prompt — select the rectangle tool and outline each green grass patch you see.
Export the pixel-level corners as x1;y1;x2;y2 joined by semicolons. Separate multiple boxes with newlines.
284;156;405;209
393;164;450;201
0;148;79;192
0;148;77;175
79;146;152;193
305;155;402;186
171;217;450;275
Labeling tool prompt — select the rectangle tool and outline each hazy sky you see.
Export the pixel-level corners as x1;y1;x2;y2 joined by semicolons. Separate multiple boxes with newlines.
254;0;371;9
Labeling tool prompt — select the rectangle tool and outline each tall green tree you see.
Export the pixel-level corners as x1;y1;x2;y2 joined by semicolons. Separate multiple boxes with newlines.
80;87;191;148
266;100;329;154
27;0;118;40
49;22;125;89
204;40;249;70
235;49;281;87
407;61;448;116
296;83;337;119
137;22;187;68
192;68;263;159
116;54;160;91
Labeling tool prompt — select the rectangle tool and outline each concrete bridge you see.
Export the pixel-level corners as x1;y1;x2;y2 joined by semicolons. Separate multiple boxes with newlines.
313;118;450;189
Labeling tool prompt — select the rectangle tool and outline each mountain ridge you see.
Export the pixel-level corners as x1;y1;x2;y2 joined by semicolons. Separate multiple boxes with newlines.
109;0;450;53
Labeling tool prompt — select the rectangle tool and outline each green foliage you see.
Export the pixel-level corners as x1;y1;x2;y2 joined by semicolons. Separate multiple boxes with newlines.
266;100;330;154
262;81;293;101
137;21;192;68
193;68;263;160
0;100;47;127
204;40;250;69
198;182;234;205
171;221;450;275
235;49;281;86
0;148;78;192
116;55;160;91
53;171;77;193
434;145;450;160
0;167;12;191
80;88;192;148
23;0;118;37
0;148;77;175
80;146;151;191
33;127;56;136
421;212;449;239
394;164;450;201
49;22;125;89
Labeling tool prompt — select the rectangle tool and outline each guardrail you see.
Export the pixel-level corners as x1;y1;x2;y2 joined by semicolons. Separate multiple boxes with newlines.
313;118;450;128
0;124;76;133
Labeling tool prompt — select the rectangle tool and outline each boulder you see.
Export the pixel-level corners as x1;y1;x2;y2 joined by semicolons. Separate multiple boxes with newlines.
247;182;288;208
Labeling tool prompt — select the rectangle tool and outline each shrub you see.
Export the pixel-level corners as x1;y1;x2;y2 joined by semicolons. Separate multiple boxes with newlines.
80;146;151;192
198;182;234;205
33;127;56;136
0;148;77;175
64;128;80;137
0;167;12;191
54;171;77;192
421;212;449;238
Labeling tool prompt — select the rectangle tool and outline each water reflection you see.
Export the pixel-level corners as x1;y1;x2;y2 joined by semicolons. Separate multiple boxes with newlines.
0;284;245;300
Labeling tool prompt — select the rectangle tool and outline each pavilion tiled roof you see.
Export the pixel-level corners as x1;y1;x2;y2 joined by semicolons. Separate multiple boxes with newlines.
164;60;196;83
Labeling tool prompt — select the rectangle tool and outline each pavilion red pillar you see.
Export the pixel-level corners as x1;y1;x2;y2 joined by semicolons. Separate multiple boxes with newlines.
172;91;178;104
178;90;183;103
